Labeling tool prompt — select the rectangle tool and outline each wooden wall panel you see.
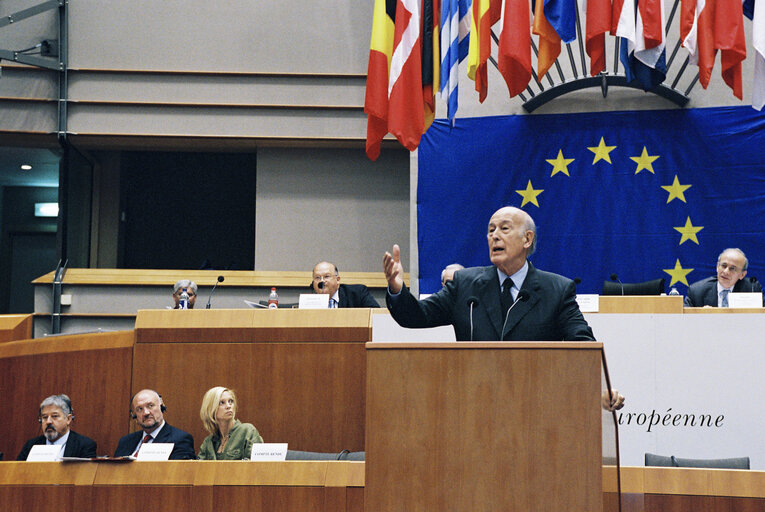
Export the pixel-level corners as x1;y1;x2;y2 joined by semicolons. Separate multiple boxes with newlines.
0;332;134;460
132;341;366;453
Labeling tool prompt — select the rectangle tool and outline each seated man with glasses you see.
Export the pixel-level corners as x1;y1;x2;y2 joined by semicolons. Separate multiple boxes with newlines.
311;261;380;308
684;248;763;307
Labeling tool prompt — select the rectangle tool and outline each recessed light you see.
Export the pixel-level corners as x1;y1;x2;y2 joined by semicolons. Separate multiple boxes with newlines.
20;164;32;171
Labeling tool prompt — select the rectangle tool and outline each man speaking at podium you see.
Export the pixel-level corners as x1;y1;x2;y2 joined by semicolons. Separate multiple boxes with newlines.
383;206;594;342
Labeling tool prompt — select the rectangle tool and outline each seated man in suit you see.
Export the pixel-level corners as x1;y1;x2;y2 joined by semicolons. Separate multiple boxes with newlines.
172;280;197;309
17;394;97;460
312;261;380;308
441;263;464;287
114;389;195;459
684;248;763;307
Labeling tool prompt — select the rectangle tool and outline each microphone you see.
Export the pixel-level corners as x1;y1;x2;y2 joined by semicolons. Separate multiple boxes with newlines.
466;296;480;341
317;281;324;290
750;276;758;292
610;273;624;295
500;290;530;339
573;277;582;286
205;275;225;309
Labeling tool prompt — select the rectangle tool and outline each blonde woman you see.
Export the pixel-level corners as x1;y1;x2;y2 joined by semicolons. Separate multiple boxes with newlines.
198;387;263;460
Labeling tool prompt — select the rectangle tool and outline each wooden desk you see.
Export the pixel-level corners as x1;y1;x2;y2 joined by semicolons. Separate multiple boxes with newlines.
0;314;33;342
0;461;364;512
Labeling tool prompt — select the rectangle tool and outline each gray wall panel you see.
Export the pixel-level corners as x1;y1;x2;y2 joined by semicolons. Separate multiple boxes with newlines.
255;147;409;272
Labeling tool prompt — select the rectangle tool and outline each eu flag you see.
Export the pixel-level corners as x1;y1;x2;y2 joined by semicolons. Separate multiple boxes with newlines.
417;106;765;294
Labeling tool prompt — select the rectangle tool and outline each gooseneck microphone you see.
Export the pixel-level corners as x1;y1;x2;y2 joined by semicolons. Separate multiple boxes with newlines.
466;296;480;341
317;281;325;290
750;276;759;292
610;273;624;295
205;275;225;309
574;277;582;286
500;290;530;340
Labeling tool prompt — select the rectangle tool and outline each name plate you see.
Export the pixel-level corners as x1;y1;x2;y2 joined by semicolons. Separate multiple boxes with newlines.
728;292;763;308
136;443;174;461
250;443;288;461
298;294;329;309
27;444;62;461
576;294;599;313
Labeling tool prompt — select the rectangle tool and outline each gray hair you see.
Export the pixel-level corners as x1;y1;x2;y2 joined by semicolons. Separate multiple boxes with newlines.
40;394;73;416
718;248;748;271
441;263;465;284
525;215;538;256
173;280;198;294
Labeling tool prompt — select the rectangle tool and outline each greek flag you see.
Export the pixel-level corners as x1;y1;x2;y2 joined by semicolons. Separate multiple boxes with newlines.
439;0;472;123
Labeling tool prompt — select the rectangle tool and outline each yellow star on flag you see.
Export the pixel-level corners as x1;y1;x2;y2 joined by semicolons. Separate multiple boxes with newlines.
587;137;617;164
663;259;694;286
630;147;660;174
674;217;704;245
515;180;544;207
661;175;692;203
546;150;575;177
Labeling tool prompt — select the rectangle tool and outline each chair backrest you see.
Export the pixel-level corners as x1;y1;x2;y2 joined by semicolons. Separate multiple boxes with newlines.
645;452;750;469
286;450;342;460
602;278;665;295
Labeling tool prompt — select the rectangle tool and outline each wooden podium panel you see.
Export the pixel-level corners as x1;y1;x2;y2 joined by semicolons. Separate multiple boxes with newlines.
132;309;371;453
0;314;32;342
0;331;134;461
366;342;603;512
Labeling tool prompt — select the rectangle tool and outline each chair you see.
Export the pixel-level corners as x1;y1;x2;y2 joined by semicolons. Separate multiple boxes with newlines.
645;452;750;469
602;278;665;295
286;450;343;460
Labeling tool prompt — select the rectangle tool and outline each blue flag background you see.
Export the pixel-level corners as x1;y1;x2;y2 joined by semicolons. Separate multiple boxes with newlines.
417;106;765;294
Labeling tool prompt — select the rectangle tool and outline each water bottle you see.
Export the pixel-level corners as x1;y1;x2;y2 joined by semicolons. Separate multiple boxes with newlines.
668;287;680;296
268;287;279;309
179;288;189;309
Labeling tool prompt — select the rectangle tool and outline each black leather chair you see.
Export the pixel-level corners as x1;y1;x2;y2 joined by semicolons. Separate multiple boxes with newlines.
602;278;665;295
645;452;750;469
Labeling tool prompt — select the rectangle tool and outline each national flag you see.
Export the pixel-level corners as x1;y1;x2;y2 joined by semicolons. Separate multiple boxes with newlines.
586;0;612;76
497;0;532;97
467;0;501;102
544;0;577;43
440;0;472;122
388;0;424;152
617;0;666;91
637;0;663;49
534;0;562;79
744;0;765;110
422;0;440;131
683;0;746;99
364;0;397;161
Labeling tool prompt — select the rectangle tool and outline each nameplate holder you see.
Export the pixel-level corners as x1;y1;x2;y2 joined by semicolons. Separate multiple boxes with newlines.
136;443;174;461
27;444;62;461
299;294;330;309
250;443;288;461
728;292;762;308
576;294;599;313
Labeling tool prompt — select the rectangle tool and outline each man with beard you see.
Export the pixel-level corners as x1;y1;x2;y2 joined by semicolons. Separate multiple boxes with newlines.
16;394;97;460
114;389;195;459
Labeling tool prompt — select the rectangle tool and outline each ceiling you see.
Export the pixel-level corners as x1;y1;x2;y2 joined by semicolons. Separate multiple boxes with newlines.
0;146;60;188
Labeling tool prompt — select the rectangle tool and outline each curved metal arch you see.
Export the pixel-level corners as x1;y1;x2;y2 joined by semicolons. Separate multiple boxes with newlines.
522;75;690;113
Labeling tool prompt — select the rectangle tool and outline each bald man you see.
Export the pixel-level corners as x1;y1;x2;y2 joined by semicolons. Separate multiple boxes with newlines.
312;261;380;308
383;206;594;342
684;248;763;307
114;389;195;460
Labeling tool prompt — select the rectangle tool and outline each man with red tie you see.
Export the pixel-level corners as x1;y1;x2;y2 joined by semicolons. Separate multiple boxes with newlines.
113;389;195;459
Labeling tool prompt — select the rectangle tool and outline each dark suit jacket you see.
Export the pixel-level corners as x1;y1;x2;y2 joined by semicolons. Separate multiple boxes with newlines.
684;276;763;307
338;283;380;308
16;430;97;461
387;262;594;341
113;422;196;460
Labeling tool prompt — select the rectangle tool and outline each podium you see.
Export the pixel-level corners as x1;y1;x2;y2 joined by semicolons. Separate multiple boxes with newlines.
365;342;604;511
